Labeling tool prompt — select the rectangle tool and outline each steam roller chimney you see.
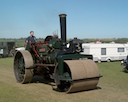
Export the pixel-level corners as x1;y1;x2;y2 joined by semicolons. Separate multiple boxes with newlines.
59;14;67;50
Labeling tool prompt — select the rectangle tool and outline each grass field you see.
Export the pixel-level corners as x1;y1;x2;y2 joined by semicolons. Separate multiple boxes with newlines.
0;58;128;102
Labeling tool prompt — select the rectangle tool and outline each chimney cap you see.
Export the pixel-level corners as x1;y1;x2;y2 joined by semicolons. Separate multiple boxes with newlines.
59;14;67;17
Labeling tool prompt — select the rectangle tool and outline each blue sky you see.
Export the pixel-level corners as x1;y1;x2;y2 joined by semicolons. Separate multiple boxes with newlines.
0;0;128;39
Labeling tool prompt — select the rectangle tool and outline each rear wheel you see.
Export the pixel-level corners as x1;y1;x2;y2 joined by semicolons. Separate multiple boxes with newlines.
14;50;34;84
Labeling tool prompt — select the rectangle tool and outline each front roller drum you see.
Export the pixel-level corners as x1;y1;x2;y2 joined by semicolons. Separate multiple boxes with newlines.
54;59;101;93
14;50;34;84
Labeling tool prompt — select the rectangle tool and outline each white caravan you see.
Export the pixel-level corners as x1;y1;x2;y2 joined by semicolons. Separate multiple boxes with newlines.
81;43;127;62
124;44;128;54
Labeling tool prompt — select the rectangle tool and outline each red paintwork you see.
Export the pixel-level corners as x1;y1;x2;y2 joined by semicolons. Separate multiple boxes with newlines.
31;41;49;58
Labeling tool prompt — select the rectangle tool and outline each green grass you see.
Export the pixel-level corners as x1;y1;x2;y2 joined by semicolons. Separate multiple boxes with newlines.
0;58;128;102
98;62;128;93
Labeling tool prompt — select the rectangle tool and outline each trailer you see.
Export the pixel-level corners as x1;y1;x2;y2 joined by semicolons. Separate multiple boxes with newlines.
81;43;127;62
0;42;15;57
124;44;128;54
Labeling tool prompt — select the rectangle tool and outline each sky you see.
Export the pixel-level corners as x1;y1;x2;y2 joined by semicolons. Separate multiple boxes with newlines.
0;0;128;39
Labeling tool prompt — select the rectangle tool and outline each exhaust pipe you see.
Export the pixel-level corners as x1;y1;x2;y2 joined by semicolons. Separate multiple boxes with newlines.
59;14;67;50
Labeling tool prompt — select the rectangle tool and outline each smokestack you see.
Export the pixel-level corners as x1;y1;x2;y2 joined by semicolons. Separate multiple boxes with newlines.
59;14;67;49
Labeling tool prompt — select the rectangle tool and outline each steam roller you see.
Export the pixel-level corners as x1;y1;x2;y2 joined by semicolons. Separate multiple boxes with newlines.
14;14;102;93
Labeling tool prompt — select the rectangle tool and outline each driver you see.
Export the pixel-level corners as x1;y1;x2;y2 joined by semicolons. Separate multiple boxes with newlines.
25;31;37;43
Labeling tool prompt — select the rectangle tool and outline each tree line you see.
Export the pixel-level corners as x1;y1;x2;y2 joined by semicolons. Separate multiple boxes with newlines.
0;38;128;47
